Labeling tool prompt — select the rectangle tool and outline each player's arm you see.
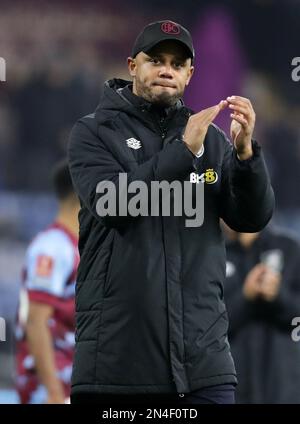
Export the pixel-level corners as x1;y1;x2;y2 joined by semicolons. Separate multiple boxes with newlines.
220;96;274;231
25;300;65;404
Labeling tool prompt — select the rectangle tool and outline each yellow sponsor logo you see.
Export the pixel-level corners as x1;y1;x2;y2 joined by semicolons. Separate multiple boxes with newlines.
190;169;218;184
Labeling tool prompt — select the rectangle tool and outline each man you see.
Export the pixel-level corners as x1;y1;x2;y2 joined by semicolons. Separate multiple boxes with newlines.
16;161;80;404
224;226;300;404
68;20;274;404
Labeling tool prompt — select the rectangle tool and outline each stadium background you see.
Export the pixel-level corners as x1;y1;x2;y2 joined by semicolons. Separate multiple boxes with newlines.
0;0;299;402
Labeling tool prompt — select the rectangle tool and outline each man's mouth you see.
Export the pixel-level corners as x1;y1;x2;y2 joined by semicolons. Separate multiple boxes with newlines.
153;82;176;89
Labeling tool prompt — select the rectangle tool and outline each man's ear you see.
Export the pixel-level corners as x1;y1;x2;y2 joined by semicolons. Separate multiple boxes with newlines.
186;65;195;86
127;57;137;77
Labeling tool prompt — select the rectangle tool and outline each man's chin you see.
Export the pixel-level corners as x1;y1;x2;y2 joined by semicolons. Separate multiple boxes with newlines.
151;91;179;108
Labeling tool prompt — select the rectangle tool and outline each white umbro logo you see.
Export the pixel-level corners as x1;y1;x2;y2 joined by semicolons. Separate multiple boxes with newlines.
126;138;141;150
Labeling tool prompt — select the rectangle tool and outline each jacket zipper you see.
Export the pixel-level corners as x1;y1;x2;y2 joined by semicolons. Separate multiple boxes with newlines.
157;116;167;141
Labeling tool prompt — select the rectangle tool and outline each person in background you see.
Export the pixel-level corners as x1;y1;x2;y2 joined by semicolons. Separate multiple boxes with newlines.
15;161;80;404
223;224;300;403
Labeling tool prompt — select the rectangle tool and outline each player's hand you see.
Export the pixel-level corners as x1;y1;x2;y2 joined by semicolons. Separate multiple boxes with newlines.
243;263;265;300
183;100;228;155
259;268;281;302
227;96;255;160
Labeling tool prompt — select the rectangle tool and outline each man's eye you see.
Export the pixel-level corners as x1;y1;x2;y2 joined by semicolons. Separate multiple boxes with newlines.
150;58;160;64
174;62;184;68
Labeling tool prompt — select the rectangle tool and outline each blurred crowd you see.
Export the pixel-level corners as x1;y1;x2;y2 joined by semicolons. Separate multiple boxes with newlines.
0;1;144;190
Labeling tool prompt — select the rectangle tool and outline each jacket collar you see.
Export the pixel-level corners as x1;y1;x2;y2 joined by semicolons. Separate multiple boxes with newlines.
95;78;192;134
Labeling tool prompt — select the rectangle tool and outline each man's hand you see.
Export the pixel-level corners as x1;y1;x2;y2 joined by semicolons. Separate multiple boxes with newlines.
227;96;255;160
259;267;281;302
243;263;266;300
183;100;228;155
243;263;282;302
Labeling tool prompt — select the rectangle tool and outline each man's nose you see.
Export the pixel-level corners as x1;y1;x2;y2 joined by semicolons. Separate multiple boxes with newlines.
158;64;173;78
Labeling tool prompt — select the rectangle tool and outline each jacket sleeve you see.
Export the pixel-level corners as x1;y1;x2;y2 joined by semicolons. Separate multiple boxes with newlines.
219;134;275;232
68;120;195;229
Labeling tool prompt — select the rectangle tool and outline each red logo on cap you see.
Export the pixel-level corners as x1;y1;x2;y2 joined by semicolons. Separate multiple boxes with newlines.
161;22;180;35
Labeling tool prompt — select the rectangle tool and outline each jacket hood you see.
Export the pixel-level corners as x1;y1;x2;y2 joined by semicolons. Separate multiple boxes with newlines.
97;78;133;113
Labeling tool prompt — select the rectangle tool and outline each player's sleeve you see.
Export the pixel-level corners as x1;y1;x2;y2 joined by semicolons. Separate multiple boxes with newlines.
24;233;74;306
219;131;274;232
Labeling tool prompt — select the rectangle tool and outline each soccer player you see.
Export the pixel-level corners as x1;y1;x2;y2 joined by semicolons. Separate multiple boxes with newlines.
16;161;80;404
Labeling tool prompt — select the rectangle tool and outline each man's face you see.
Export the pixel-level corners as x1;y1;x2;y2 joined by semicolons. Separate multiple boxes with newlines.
128;40;194;107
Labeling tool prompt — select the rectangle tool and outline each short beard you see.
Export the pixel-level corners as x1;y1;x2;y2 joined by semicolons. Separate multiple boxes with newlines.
149;90;180;108
135;79;182;108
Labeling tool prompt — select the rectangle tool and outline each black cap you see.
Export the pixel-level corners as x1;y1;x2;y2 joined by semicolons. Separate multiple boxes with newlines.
131;20;195;62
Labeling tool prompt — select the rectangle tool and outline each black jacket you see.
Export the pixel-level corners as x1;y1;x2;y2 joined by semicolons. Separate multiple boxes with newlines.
225;228;300;403
68;78;274;395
